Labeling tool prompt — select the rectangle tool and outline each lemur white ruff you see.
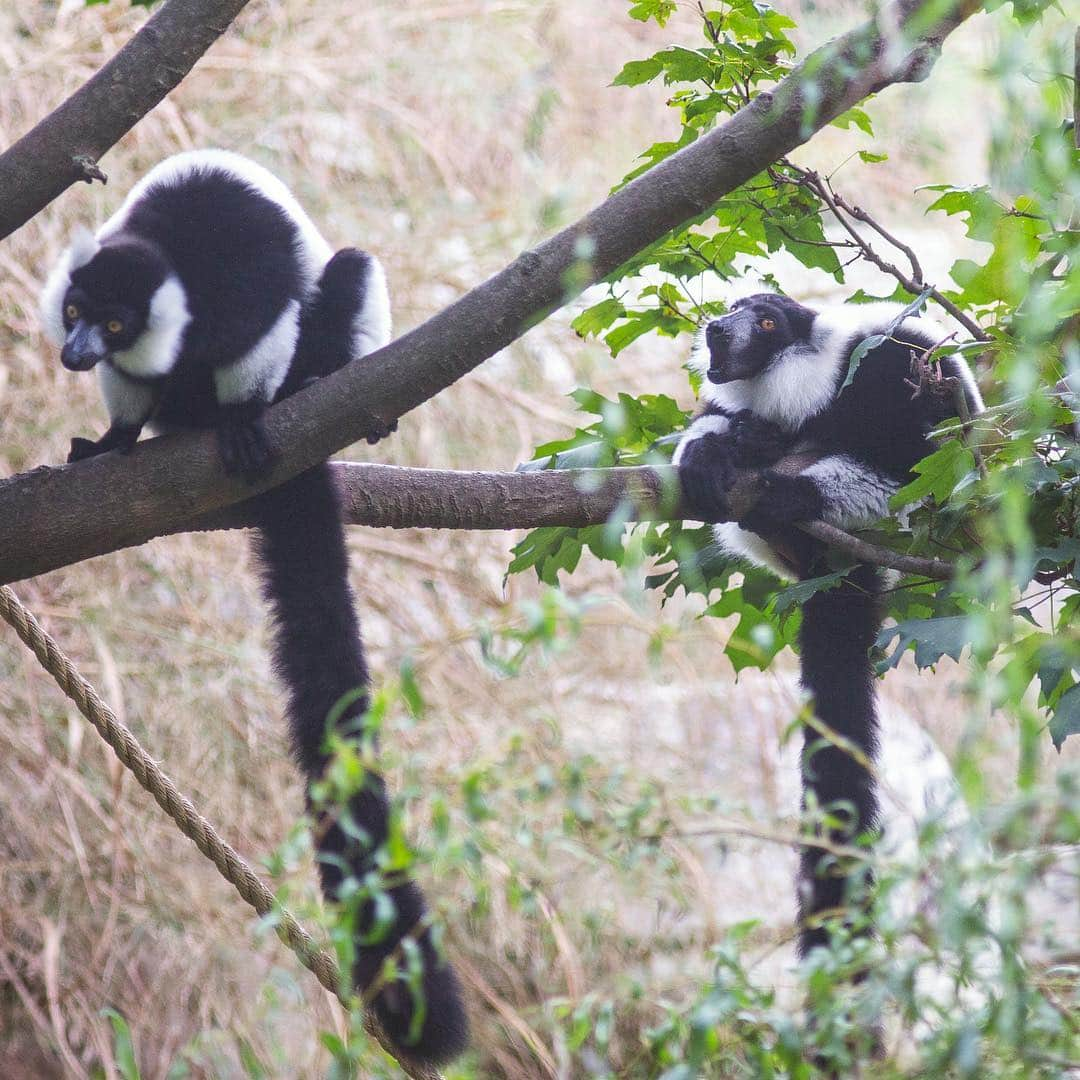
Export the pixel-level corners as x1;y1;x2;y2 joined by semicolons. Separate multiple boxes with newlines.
42;150;467;1065
674;293;983;960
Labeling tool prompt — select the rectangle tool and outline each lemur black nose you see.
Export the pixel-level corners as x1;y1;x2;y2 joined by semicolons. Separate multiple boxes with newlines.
705;319;727;345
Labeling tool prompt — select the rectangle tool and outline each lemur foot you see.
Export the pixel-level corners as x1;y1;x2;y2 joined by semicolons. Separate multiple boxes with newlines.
364;417;398;445
742;472;824;532
730;410;790;467
68;436;106;464
218;417;279;482
67;425;140;464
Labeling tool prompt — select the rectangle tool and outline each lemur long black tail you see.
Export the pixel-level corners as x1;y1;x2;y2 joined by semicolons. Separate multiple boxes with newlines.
796;564;883;958
249;251;467;1064
251;467;467;1064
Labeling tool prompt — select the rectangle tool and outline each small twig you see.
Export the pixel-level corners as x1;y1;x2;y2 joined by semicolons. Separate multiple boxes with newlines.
777;162;990;342
947;375;988;479
642;818;871;861
798;520;955;580
838;195;923;283
71;155;107;185
903;333;957;400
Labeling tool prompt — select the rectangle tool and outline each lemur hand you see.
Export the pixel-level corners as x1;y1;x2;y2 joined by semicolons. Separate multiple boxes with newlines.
741;472;824;533
218;410;280;483
730;411;789;466
677;434;735;522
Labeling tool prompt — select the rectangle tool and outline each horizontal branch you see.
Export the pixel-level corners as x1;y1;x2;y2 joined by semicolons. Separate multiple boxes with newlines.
0;0;253;241
190;463;956;582
0;0;979;586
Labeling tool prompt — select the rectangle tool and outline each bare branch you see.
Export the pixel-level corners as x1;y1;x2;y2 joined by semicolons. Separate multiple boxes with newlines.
778;163;990;342
0;0;980;586
0;0;253;241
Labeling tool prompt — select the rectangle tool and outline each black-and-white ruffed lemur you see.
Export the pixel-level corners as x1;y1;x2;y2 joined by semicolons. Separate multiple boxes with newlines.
41;150;468;1064
674;292;983;960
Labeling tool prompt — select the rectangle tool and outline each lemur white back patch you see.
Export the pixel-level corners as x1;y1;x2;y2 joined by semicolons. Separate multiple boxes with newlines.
712;523;797;580
110;277;191;378
801;454;898;528
350;254;392;359
214;299;301;404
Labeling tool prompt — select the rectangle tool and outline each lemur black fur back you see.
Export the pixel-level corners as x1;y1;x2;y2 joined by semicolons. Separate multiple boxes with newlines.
42;151;467;1065
674;293;983;964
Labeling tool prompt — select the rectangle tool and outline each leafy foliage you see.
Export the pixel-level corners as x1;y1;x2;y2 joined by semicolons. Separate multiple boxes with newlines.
509;0;1080;757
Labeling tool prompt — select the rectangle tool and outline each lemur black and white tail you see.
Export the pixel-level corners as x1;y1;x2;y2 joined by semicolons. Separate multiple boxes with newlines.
251;469;468;1062
796;564;883;959
252;253;467;1064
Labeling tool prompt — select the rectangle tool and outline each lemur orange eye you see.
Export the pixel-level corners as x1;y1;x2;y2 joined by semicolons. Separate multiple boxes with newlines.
760;317;776;331
65;303;79;321
106;319;124;335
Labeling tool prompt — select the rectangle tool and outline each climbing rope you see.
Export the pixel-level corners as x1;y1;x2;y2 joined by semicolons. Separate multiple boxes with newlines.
0;585;441;1080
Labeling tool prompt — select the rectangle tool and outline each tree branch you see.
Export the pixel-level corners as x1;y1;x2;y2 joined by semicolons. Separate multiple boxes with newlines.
0;0;253;241
0;0;980;586
777;163;991;342
46;461;953;583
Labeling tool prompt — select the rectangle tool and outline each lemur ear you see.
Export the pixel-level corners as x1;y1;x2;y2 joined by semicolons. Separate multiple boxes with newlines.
784;300;816;340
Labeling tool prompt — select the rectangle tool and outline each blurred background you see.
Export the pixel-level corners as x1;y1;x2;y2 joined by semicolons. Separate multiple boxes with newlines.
0;1;1076;1076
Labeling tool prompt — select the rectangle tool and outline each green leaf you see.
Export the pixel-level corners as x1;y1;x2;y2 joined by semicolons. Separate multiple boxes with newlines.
507;528;584;584
627;0;678;25
772;571;848;614
1049;684;1080;750
611;57;664;87
876;616;972;671
857;150;888;163
604;309;670;355
891;440;977;506
704;588;795;672
921;184;1003;241
831;106;874;135
101;1009;141;1080
572;297;626;338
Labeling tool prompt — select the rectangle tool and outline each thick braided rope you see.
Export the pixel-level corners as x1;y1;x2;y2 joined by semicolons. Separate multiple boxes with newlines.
0;585;441;1080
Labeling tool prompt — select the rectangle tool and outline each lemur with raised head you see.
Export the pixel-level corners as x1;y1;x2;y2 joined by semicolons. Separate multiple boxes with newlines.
42;150;467;1065
674;292;983;959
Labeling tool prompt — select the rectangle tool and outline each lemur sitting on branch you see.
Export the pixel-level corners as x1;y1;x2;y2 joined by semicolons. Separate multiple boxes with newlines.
41;150;468;1066
674;292;983;960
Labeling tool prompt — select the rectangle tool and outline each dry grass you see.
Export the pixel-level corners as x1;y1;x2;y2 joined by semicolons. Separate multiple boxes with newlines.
0;2;1075;1077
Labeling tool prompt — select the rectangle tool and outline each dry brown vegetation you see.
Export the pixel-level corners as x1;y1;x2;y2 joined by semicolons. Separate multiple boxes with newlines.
0;2;1074;1077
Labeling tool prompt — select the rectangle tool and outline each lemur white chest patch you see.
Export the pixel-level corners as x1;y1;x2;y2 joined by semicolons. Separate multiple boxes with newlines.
701;341;840;431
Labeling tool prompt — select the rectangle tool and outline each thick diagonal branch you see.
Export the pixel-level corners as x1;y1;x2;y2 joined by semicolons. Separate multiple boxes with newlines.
0;0;980;585
0;0;253;241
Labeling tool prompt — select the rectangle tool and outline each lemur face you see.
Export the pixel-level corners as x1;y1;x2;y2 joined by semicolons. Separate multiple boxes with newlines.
703;293;815;384
59;239;171;371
